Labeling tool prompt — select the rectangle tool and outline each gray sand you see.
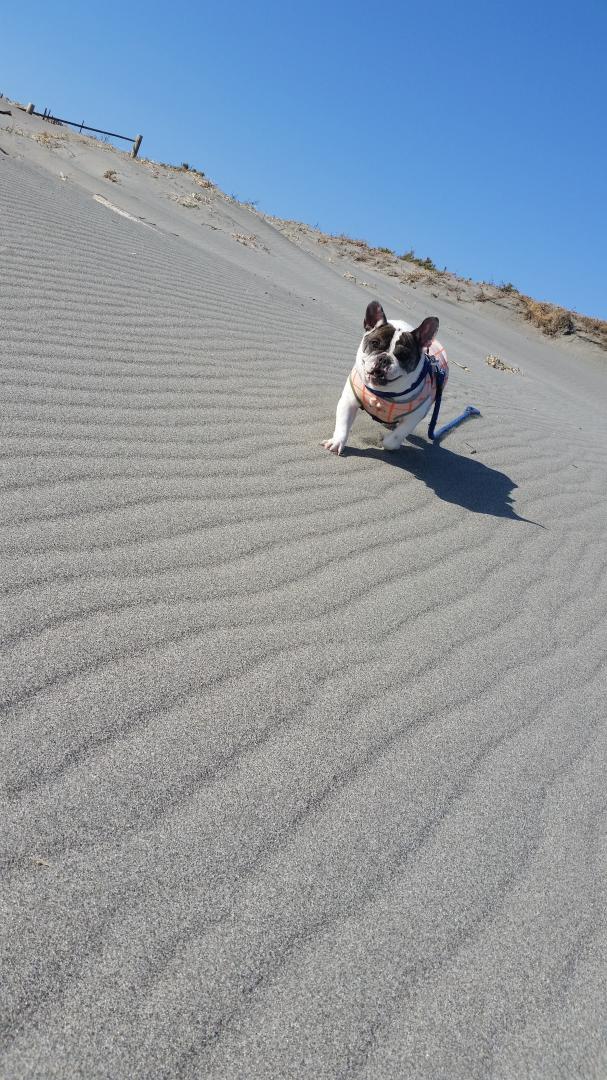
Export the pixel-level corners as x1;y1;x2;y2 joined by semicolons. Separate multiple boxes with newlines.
1;104;606;1079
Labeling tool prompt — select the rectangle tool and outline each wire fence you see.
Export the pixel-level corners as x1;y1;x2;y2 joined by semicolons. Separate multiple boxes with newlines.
25;104;142;157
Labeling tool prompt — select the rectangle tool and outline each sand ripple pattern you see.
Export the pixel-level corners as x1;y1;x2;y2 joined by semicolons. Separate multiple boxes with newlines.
1;151;606;1080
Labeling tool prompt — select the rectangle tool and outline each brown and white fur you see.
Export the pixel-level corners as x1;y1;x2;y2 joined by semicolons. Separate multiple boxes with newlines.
323;301;440;455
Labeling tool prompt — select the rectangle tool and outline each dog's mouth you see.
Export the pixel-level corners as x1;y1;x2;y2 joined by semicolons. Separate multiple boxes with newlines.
366;370;388;386
365;356;392;385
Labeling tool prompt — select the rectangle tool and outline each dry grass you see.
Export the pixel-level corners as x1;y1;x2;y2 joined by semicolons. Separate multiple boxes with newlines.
399;250;438;272
575;313;607;347
139;157;215;187
103;169;118;183
518;296;574;336
192;175;216;192
33;131;67;149
172;191;208;208
232;233;270;253
516;296;607;347
486;354;522;375
406;270;427;286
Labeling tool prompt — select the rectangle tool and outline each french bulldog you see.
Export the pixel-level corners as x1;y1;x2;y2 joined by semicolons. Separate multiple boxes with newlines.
322;301;448;455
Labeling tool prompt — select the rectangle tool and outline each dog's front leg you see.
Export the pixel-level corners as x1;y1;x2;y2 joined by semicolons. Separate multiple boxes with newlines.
322;380;359;455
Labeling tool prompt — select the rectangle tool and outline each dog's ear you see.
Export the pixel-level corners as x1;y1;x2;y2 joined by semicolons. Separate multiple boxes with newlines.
364;301;387;331
413;316;439;349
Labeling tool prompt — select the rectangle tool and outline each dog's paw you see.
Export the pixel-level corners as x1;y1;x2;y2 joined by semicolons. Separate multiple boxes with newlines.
322;437;346;456
382;431;402;451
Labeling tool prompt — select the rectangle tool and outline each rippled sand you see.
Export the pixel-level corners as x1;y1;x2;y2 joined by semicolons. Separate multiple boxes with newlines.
1;105;606;1079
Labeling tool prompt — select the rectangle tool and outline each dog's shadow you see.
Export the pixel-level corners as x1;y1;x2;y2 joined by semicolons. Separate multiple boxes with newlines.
346;435;542;525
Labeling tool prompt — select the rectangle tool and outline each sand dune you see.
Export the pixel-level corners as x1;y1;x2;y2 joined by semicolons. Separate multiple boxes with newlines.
1;103;606;1079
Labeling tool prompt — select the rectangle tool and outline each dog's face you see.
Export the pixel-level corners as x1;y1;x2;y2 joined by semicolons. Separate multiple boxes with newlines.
358;301;439;385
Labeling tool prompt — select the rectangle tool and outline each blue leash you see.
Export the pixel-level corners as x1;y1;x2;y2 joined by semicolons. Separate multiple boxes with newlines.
427;364;481;442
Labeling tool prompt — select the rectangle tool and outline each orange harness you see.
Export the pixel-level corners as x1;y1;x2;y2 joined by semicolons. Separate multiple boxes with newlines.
350;339;448;428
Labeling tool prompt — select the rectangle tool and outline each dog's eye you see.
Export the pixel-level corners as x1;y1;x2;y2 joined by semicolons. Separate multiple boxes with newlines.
369;338;380;349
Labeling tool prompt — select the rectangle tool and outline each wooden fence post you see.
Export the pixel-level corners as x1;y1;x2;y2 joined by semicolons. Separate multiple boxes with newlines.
131;135;143;158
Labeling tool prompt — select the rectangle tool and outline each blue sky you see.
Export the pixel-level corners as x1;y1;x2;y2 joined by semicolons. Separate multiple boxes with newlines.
3;0;606;318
